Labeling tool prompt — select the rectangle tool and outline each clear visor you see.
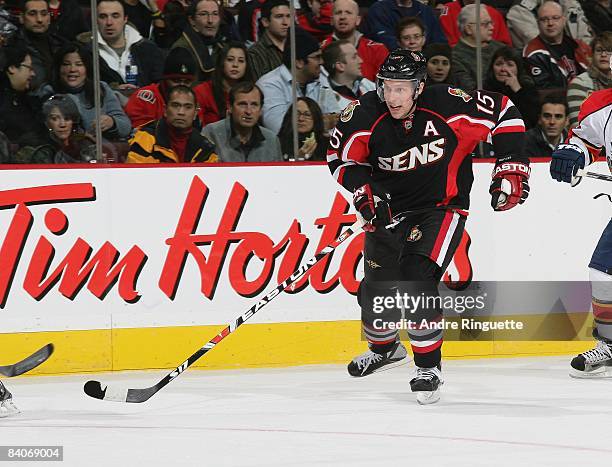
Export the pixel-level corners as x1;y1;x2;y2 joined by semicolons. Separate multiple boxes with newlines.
609;55;612;73
376;78;419;102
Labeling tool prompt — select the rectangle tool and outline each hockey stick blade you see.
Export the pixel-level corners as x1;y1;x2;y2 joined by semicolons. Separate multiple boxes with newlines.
0;344;54;377
576;169;612;183
84;220;363;403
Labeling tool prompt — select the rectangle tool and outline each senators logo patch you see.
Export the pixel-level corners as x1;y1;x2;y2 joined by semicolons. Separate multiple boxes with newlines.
447;87;472;102
366;260;382;269
136;89;156;104
340;100;359;122
407;225;422;242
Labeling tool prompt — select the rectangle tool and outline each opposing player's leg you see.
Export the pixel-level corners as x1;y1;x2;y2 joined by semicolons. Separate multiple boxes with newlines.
571;221;612;378
399;210;466;404
348;226;408;377
0;380;19;417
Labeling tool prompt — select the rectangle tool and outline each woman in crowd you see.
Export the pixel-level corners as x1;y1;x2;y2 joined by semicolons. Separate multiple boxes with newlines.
50;43;132;141
423;43;454;87
194;42;254;126
0;44;48;149
484;46;538;129
277;97;326;161
13;94;103;163
567;32;612;126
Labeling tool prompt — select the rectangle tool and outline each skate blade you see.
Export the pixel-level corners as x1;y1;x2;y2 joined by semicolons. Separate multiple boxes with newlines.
0;401;20;417
370;356;411;375
416;389;440;405
569;366;612;379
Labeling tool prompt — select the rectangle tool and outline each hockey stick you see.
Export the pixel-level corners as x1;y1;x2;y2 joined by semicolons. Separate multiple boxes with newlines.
0;344;54;377
576;169;612;183
84;219;363;403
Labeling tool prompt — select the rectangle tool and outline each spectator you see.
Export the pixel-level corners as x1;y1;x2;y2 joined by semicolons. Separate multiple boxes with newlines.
125;46;197;129
153;0;190;48
423;42;455;86
523;1;591;90
194;41;253;126
0;45;47;148
452;4;505;91
122;0;164;39
237;0;266;45
202;82;281;162
17;0;67;90
363;0;447;51
13;94;99;163
172;0;232;81
320;0;388;83
438;0;512;47
484;46;539;128
256;28;346;135
396;16;426;52
278;96;327;161
581;0;612;36
507;0;591;49
248;0;290;81
51;42;132;141
47;0;87;41
322;39;375;100
0;8;18;47
79;0;164;92
567;32;612;125
128;85;218;163
297;0;333;41
523;95;569;157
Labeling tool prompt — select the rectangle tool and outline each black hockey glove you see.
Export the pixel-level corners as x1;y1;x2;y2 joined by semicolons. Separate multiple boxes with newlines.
353;184;392;232
550;143;585;186
489;159;530;211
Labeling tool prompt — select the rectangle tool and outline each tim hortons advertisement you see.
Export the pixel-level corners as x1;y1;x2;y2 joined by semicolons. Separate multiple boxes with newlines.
0;162;609;333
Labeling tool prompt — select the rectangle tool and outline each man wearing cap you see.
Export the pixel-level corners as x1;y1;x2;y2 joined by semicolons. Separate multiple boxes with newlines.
125;47;198;129
256;27;346;135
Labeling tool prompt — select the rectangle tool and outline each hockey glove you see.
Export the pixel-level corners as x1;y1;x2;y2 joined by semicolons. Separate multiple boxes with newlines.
353;184;392;232
550;143;585;186
489;160;530;211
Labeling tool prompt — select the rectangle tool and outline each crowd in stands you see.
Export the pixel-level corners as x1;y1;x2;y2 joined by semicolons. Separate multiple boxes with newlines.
0;0;610;164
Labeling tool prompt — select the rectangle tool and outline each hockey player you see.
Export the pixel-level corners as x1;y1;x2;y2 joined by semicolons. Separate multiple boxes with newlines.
327;49;530;404
0;380;19;417
550;58;612;378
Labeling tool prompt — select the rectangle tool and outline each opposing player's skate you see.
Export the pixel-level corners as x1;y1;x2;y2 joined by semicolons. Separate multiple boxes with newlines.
570;340;612;378
410;366;443;405
347;340;408;377
0;381;19;417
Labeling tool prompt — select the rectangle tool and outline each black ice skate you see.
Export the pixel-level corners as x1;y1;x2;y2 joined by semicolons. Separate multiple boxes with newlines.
570;340;612;378
347;340;408;377
410;366;443;405
0;380;19;417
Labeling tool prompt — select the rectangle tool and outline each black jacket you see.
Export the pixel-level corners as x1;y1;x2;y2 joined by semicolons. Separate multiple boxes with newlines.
523;127;568;158
48;0;88;41
78;32;165;88
0;80;48;149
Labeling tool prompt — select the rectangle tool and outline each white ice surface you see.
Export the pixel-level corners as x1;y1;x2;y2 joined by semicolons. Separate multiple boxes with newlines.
1;357;611;466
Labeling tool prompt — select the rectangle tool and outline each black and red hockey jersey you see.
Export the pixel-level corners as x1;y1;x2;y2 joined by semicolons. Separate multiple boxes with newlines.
326;84;527;214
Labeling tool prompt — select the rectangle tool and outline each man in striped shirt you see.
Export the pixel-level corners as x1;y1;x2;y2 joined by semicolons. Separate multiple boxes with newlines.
247;0;291;81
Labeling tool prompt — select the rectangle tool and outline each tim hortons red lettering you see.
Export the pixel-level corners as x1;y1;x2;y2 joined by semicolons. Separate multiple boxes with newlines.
378;138;446;172
0;183;146;307
158;176;363;299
